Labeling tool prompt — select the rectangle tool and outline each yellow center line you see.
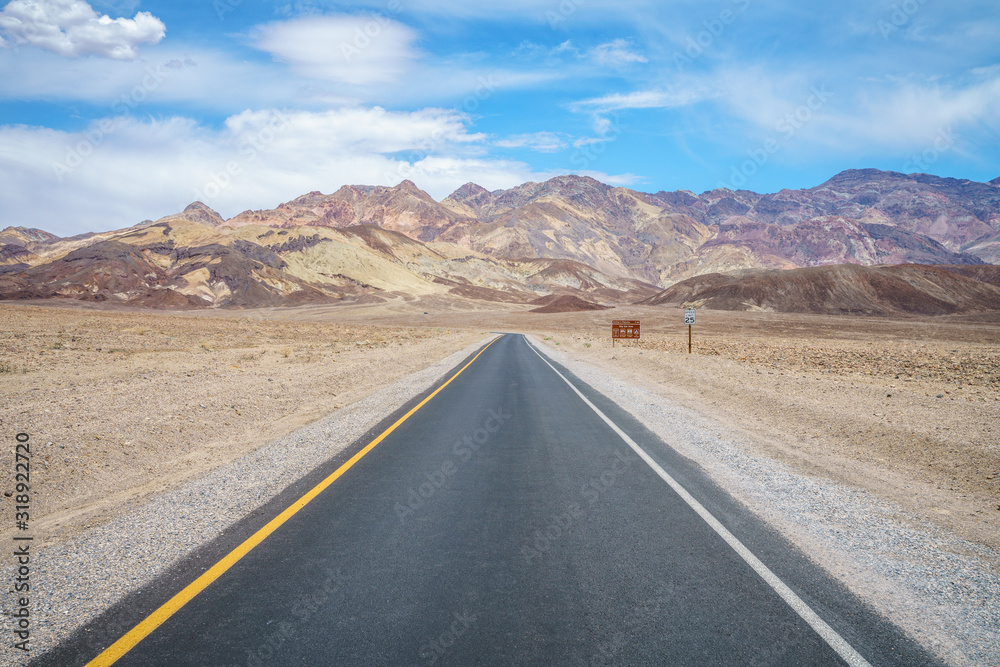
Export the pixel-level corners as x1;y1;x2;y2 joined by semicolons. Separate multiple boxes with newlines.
86;335;503;667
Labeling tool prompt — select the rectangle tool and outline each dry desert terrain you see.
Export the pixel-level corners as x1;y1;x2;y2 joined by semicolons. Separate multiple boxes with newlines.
1;296;998;560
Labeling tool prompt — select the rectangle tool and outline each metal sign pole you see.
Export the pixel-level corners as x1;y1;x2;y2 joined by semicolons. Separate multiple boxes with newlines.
683;309;695;354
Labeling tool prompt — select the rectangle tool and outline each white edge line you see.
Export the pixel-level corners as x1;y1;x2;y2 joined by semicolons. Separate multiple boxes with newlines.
524;336;872;667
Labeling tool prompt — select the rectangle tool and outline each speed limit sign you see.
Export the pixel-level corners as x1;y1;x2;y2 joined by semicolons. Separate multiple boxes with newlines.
684;309;696;325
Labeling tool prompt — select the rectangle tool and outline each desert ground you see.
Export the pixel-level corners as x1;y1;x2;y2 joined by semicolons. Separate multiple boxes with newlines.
2;296;998;558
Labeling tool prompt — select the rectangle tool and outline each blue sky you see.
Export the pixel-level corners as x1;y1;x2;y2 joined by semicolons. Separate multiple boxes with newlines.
1;0;998;235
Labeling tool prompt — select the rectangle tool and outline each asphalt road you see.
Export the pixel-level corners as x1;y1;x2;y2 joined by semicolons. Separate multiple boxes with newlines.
41;334;938;666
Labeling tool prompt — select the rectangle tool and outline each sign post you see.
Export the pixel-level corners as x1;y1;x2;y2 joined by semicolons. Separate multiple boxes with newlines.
683;309;696;353
611;320;640;348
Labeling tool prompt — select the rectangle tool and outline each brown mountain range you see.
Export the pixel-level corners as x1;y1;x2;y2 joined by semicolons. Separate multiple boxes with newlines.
220;170;998;285
643;264;1000;316
1;169;998;311
0;211;656;308
224;169;998;278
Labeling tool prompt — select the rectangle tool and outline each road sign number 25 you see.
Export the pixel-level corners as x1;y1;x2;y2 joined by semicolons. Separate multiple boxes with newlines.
684;310;696;325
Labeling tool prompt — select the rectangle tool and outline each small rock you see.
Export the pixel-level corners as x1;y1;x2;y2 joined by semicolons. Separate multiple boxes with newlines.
937;393;944;398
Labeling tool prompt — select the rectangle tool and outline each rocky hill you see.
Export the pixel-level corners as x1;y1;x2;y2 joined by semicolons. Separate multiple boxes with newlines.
528;294;611;313
225;181;476;242
217;170;998;285
643;264;1000;316
0;210;656;309
2;169;999;311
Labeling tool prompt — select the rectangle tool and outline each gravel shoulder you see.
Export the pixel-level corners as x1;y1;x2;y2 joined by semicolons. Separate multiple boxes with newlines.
530;334;1000;666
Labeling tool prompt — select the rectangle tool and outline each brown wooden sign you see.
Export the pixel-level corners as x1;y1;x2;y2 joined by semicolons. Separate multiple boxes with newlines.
612;320;640;339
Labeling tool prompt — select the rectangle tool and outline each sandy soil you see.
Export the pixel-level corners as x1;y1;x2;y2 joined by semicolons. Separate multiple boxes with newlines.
304;296;1000;555
0;301;484;545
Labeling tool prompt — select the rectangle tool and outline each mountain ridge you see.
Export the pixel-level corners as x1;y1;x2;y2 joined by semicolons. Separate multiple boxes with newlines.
642;264;1000;316
212;169;999;282
3;169;999;311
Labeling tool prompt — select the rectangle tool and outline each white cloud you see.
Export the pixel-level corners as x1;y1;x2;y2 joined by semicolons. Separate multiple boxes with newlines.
253;14;419;85
514;37;647;71
969;64;1000;77
0;105;637;236
0;107;529;235
496;132;568;152
513;39;580;60
553;40;576;55
861;77;1000;143
589;39;647;67
0;0;164;60
707;66;1000;154
0;43;368;109
571;87;710;113
0;37;561;121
